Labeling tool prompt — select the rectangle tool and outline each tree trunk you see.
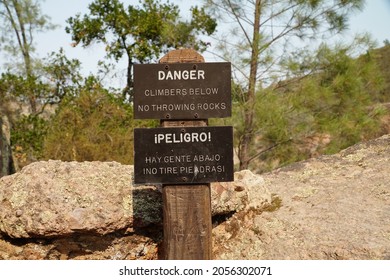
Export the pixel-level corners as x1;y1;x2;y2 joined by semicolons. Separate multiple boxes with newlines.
122;54;134;102
238;0;261;170
7;0;37;114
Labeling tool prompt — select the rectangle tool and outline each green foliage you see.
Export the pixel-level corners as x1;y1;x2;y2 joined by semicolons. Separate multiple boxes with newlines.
369;45;390;103
0;0;57;114
1;50;84;168
66;0;215;61
2;0;216;168
66;0;216;100
0;72;50;112
43;80;136;164
245;41;385;172
0;72;24;100
0;57;80;114
161;6;217;51
0;0;55;59
11;114;48;164
205;0;366;170
42;48;82;103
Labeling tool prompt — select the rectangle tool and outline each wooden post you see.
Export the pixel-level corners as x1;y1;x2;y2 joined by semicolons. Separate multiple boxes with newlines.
159;49;212;260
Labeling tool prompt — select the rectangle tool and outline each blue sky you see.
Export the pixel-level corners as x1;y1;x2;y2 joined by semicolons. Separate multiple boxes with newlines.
349;0;390;44
5;0;390;88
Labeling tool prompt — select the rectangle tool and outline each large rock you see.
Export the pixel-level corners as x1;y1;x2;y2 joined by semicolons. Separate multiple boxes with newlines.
0;161;270;238
214;134;390;260
0;161;135;238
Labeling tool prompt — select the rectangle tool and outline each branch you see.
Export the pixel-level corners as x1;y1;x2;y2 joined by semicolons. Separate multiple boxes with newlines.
11;0;32;74
206;47;249;79
226;0;252;46
247;137;292;163
3;1;24;55
259;2;299;29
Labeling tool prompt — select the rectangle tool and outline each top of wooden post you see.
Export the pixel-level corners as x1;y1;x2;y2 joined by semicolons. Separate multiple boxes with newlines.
159;48;204;64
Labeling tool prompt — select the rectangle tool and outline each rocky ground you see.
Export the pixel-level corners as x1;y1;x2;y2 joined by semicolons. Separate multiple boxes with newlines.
214;134;390;260
0;134;389;260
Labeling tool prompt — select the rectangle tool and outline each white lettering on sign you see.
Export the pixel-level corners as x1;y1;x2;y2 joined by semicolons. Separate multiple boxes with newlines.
193;154;221;162
151;103;196;112
142;164;226;176
195;164;225;174
144;155;192;164
158;70;205;80
189;87;218;95
144;87;219;97
144;102;226;112
154;132;211;144
144;153;221;165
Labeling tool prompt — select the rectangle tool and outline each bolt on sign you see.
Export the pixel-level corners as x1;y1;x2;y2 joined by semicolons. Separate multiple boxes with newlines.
134;126;233;184
133;62;231;119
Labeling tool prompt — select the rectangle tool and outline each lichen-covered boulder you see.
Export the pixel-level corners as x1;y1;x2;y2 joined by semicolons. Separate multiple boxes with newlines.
0;160;270;238
0;161;155;238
